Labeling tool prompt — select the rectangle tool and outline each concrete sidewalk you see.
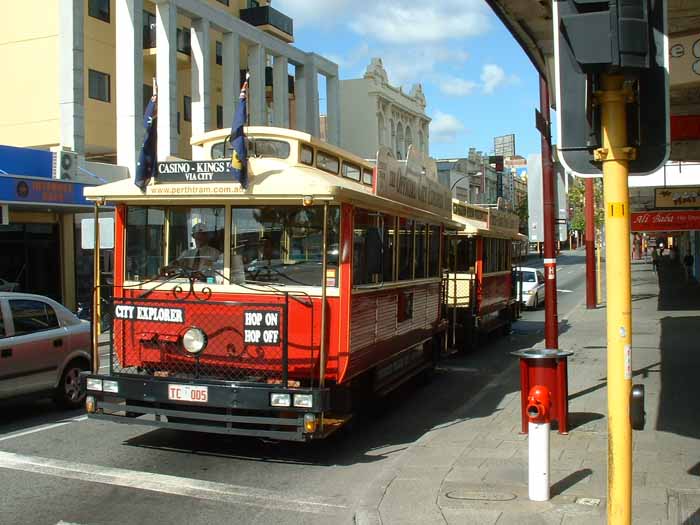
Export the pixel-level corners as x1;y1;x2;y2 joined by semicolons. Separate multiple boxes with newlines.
357;262;700;524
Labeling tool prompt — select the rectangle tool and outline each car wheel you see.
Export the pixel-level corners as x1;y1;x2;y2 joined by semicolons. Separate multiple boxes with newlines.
55;360;89;409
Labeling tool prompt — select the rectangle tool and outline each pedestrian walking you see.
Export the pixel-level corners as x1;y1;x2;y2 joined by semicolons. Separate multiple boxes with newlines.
683;252;694;282
651;247;659;273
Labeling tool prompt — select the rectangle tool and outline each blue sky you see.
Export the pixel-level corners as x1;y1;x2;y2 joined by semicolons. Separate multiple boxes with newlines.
275;0;543;160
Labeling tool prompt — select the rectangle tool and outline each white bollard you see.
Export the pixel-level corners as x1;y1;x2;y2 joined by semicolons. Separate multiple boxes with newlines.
528;420;550;501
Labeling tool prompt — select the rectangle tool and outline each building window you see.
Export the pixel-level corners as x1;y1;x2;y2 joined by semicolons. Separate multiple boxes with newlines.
88;69;111;102
217;0;230;5
183;96;192;122
216;105;223;129
216;41;223;66
177;112;181;135
88;0;110;23
143;11;156;49
248;0;260;7
176;28;191;55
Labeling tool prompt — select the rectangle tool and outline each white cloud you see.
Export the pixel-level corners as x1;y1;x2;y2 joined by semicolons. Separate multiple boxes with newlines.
480;64;520;94
378;47;470;86
439;76;478;96
350;0;490;44
430;111;465;143
275;0;490;42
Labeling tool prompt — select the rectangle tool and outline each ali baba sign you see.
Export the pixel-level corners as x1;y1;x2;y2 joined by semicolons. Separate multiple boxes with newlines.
631;210;700;232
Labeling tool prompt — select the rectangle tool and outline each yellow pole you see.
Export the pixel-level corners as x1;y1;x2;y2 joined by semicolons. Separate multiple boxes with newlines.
596;231;602;305
92;202;101;374
596;74;633;524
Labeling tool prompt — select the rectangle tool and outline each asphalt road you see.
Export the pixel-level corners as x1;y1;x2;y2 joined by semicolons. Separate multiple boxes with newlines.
0;251;589;525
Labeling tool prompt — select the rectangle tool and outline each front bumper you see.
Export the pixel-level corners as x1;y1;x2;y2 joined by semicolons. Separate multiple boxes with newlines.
84;374;333;441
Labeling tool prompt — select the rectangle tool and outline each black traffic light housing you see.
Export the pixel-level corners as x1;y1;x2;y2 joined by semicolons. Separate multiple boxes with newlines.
554;0;669;177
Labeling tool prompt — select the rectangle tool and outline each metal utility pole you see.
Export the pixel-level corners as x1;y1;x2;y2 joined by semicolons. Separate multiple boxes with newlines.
595;74;633;524
539;76;558;349
585;177;597;308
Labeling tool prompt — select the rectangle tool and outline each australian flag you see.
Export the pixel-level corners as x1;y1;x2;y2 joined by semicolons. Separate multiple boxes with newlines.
135;93;157;190
228;74;249;189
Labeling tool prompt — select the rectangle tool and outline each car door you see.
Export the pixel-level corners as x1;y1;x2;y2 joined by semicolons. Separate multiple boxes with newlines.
1;298;67;397
0;301;14;399
536;271;546;296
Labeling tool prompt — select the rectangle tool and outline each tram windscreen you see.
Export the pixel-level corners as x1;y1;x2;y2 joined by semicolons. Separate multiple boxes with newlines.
231;206;340;287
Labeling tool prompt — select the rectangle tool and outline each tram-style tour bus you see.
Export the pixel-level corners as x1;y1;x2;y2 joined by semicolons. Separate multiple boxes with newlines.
83;127;458;441
444;200;526;351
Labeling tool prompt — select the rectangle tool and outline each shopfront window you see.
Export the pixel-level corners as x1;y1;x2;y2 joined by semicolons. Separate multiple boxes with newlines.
231;206;339;286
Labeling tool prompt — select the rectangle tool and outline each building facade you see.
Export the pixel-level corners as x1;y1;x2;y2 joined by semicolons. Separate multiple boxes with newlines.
0;0;340;175
339;58;430;160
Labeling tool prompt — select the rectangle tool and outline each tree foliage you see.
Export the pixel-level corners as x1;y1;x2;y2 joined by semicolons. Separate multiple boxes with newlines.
568;178;604;232
516;195;529;235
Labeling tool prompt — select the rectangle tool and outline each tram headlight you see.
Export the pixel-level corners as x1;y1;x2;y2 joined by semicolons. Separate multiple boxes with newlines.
270;393;291;407
182;327;208;355
293;394;313;408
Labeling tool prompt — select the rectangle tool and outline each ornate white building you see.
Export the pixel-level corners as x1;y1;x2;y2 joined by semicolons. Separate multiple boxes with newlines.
339;58;430;160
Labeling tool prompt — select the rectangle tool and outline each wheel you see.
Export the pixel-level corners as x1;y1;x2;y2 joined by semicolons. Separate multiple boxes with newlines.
55;360;89;409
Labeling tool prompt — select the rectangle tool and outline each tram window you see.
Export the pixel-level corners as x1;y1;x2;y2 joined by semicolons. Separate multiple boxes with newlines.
450;237;475;273
342;162;361;182
231;205;339;287
300;144;314;165
125;206;165;281
353;209;383;285
428;225;440;277
210;138;291;160
316;151;339;174
363;168;373;186
382;215;396;282
414;223;427;279
166;207;225;278
398;218;415;281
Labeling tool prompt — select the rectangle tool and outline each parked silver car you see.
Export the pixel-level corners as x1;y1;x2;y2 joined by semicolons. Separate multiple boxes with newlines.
0;293;91;408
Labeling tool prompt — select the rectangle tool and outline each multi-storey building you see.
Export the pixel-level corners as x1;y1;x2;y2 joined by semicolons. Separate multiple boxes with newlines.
339;58;430;160
0;0;339;173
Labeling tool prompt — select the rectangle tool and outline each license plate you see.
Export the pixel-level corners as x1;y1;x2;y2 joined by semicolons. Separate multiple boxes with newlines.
167;384;208;403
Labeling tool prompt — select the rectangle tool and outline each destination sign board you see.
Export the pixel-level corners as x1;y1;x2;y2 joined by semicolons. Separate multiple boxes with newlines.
375;145;452;219
156;160;238;183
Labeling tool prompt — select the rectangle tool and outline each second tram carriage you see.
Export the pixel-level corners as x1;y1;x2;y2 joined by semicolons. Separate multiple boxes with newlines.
444;200;526;351
84;127;459;441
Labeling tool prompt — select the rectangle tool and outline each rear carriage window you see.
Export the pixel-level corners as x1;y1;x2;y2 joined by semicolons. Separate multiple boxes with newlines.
428;225;441;277
342;162;361;182
414;223;427;279
362;168;373;186
448;236;476;273
353;210;384;285
398;218;415;281
231;205;339;287
316;151;339;174
300;144;314;165
126;207;165;281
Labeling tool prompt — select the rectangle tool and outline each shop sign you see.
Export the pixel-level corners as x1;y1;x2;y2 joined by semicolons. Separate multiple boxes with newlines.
631;210;700;232
156;160;237;183
654;187;700;209
669;33;700;88
0;176;90;206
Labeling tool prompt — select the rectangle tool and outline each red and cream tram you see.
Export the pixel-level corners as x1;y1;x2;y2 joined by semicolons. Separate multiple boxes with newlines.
444;200;525;350
83;128;457;441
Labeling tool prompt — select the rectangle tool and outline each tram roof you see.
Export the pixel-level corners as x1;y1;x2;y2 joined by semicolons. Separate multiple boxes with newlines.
85;127;463;229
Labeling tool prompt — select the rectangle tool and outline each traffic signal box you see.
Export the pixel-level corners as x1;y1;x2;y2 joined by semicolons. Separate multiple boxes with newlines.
554;0;669;176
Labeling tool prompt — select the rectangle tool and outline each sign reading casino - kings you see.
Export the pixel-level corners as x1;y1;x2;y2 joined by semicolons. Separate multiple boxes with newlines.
156;160;236;183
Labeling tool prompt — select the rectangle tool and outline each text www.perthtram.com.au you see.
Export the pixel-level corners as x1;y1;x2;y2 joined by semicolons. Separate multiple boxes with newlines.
149;185;243;195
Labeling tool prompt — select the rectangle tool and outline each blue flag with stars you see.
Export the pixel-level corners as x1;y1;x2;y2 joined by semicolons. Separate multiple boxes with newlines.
228;75;249;189
135;93;157;191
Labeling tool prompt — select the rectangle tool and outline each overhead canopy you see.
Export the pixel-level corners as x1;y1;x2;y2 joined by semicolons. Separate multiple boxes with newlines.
486;0;700;161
